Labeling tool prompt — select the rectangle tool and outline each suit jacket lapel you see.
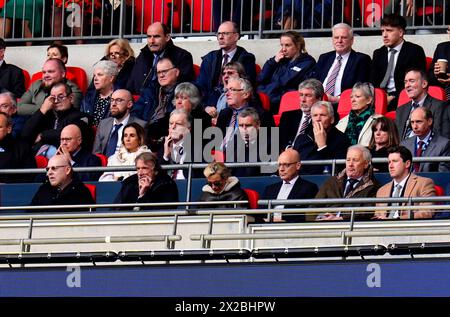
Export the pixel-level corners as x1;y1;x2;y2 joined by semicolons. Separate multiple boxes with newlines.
404;174;418;198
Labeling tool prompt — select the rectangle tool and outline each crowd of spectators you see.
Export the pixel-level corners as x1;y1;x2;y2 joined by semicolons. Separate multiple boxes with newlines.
0;15;449;222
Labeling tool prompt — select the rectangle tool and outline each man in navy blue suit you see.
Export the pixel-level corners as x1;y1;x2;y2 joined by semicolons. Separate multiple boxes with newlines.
313;23;371;104
262;148;318;223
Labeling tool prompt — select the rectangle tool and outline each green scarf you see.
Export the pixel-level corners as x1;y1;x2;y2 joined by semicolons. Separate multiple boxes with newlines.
345;107;374;145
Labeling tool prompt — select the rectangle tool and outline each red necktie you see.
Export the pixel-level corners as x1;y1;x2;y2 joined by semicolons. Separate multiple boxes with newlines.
414;140;424;172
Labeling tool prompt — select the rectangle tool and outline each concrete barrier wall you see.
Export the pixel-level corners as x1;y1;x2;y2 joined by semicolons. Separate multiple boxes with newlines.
5;34;448;82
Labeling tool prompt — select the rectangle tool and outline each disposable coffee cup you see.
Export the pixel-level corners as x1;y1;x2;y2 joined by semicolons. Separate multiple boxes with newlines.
437;59;448;73
437;59;448;79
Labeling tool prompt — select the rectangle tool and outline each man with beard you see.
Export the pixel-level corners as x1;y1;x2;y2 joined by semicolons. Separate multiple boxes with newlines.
93;89;146;156
17;58;83;116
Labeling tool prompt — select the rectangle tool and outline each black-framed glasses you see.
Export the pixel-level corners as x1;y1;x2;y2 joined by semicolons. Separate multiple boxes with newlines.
157;67;175;77
277;162;297;168
49;95;68;103
216;32;236;37
224;88;244;93
45;165;69;172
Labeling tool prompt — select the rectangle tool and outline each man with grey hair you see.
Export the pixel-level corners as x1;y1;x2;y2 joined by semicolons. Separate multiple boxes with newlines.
313;23;371;103
279;78;324;150
293;101;349;174
0;91;25;138
313;144;380;221
162;108;194;179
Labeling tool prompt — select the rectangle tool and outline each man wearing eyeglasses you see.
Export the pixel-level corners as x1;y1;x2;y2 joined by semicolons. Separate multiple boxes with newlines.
30;154;95;211
429;25;450;99
262;148;318;222
93;89;146;156
21;82;92;156
18;58;82;116
132;57;180;152
127;22;193;94
195;21;256;108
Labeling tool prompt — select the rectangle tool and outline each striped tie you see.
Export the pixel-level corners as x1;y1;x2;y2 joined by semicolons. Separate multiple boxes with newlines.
324;55;342;96
221;110;238;150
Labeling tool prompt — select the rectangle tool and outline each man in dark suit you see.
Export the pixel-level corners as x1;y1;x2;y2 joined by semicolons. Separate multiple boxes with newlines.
58;124;102;181
195;21;256;108
401;107;450;172
292;101;349;174
93;89;146;156
262;148;318;223
313;23;371;103
278;78;324;151
0;38;25;97
370;14;426;111
126;22;193;94
428;25;450;99
396;68;450;140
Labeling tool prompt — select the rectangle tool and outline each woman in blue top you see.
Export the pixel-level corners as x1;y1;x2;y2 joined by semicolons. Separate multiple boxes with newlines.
257;31;316;113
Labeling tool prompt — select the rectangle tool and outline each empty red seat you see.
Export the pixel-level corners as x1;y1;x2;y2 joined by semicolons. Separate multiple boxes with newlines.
95;153;108;167
243;188;259;209
35;155;49;168
85;183;97;202
22;69;31;90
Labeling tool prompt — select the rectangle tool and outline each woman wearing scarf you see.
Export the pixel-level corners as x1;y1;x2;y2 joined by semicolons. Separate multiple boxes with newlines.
336;82;382;146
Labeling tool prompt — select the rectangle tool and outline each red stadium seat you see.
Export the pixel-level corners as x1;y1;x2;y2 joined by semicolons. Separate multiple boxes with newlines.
426;56;433;72
186;0;212;32
95;153;108;167
35;155;49;168
31;66;89;94
337;89;353;118
398;85;447;109
193;64;200;80
132;95;140;102
435;185;445;197
374;88;388;115
257;91;271;112
22;69;31;90
85;183;97;202
243;188;259;209
134;0;177;33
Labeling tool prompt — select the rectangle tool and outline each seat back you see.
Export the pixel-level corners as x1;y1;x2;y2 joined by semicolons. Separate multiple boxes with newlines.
337;89;353;118
185;0;212;32
435;185;445;197
243;188;259;209
193;64;200;80
398;85;447;108
258;91;271;112
35;155;49;168
426;56;433;72
273;90;300;126
85;183;97;202
374;88;388;115
22;69;31;90
95;153;108;167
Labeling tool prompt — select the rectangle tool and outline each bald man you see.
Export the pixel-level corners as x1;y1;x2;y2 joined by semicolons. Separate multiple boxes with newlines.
127;22;194;94
30;154;94;211
93;89;146;156
58;124;102;181
262;148;318;223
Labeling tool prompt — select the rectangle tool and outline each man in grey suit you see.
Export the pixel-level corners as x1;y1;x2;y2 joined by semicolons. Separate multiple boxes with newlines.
396;68;450;140
401;107;450;172
93;89;146;156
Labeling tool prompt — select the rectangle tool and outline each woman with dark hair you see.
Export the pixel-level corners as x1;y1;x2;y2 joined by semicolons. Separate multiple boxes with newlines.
368;116;400;172
257;30;316;113
80;60;118;126
47;44;69;64
336;82;382;146
99;122;151;182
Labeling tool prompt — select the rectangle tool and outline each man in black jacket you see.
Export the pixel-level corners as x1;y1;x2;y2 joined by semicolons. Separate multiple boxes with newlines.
127;22;194;94
0;113;36;183
31;154;94;211
0;38;25;97
113;152;179;211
